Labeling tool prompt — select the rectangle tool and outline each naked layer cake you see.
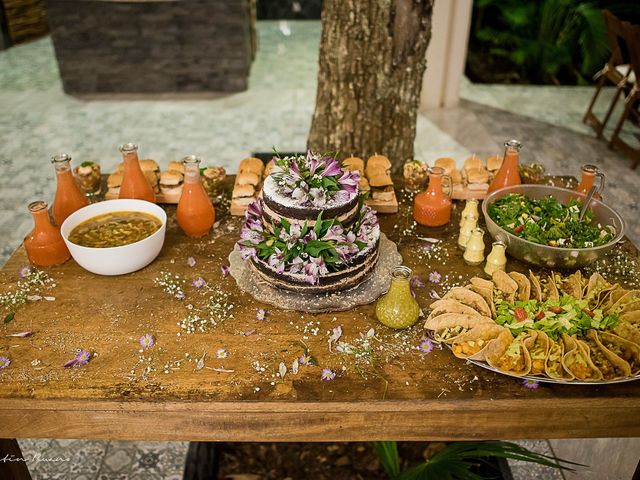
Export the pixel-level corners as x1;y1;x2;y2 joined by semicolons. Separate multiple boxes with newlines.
236;151;380;294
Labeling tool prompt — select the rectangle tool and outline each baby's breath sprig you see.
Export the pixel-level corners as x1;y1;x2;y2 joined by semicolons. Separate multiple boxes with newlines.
177;289;234;335
153;272;186;300
1;267;55;323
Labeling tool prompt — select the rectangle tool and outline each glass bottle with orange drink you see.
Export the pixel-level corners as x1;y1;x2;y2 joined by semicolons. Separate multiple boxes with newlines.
575;164;604;200
413;166;452;227
24;201;70;266
51;153;88;226
487;140;522;194
119;143;156;203
177;155;215;237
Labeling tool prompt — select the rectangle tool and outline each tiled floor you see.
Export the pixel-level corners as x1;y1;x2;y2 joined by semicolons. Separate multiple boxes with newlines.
1;19;639;480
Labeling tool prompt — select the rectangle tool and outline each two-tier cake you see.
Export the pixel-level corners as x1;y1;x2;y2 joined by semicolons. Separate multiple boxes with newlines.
236;151;380;294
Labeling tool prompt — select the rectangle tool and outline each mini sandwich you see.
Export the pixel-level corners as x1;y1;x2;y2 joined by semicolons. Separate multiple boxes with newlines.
464;155;483;172
450;169;463;184
434;157;456;175
167;160;185;175
365;154;391;179
342;156;365;173
202;166;226;196
143;170;160;193
487;155;503;172
239;157;264;176
368;168;393;188
107;172;122;197
232;184;256;206
466;167;489;184
263;160;275;178
140;159;160;179
236;171;260;186
372;185;395;202
159;169;184;202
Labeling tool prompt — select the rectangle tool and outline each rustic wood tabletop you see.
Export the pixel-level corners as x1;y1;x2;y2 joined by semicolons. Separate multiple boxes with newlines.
0;176;639;460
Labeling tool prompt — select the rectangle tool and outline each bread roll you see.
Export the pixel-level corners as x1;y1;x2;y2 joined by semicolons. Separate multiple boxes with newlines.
140;159;160;173
450;169;463;184
368;171;394;187
233;184;256;199
464;155;483;172
486;155;503;171
263;160;275;178
167;160;185;174
434;157;456;175
239;157;264;175
372;186;395;202
366;154;391;179
342;156;365;173
467;168;489;184
236;171;260;186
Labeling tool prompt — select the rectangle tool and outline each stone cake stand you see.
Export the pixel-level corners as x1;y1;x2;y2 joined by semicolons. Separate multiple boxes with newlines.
229;233;402;313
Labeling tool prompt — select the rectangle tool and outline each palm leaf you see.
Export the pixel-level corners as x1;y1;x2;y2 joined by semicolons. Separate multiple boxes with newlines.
372;441;401;479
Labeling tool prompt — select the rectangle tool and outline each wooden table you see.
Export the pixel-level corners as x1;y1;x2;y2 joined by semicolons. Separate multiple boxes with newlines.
1;177;639;478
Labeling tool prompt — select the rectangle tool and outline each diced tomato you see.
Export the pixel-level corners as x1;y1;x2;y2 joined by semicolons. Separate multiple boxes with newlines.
549;306;563;314
514;307;527;321
534;311;545;321
582;308;595;318
513;225;524;233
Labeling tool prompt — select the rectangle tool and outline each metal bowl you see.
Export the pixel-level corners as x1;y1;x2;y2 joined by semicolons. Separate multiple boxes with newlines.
481;184;625;269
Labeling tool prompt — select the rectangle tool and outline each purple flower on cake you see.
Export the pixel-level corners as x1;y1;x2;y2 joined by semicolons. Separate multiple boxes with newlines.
246;200;262;220
522;379;540;389
337;169;360;193
322;225;345;242
140;334;155;348
245;217;263;232
238;245;257;261
0;356;10;369
418;339;433;354
256;308;266;321
321;159;343;178
240;226;264;245
309;187;326;207
302;230;318;244
289;256;305;274
292;186;308;202
19;266;31;278
429;271;442;284
267;248;285;274
321;368;336;381
221;264;230;277
192;277;205;289
304;257;328;285
187;257;196;267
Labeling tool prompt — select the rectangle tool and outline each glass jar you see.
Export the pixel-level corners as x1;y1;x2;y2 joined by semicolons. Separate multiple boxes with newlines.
463;228;486;266
177;155;216;237
488;140;522;194
413;167;452;227
118;143;156;203
457;214;477;250
375;266;421;329
575;164;604;200
51;153;89;226
73;161;102;197
484;241;507;276
24;201;70;267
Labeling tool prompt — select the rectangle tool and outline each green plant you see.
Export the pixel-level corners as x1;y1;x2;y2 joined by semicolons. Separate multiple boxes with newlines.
373;440;581;480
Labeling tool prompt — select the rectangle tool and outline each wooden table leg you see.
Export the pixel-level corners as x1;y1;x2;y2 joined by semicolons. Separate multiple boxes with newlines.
0;438;32;480
183;441;221;480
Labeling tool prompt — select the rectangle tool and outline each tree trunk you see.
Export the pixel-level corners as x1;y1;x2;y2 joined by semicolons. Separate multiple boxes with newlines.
308;0;434;173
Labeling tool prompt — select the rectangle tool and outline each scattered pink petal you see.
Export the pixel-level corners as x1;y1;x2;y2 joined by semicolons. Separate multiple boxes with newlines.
221;264;230;277
187;257;196;267
7;332;34;338
140;334;154;348
63;358;78;368
241;330;256;336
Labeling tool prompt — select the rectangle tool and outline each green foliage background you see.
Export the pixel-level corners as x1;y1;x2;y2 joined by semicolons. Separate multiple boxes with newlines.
466;0;640;85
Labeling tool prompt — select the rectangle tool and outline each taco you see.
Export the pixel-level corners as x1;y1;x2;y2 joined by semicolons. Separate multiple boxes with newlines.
561;334;603;381
556;271;583;299
470;277;494;291
529;270;542;301
620;310;640;325
524;330;550;376
492;271;518;303
540;274;560;301
426;299;485;322
467;284;497;317
486;331;532;377
442;287;492;318
450;324;510;361
606;290;640;316
597;331;640;375
508;271;531;302
545;338;574;380
584;331;632;380
585;273;618;309
620;300;640;315
612;322;640;347
424;313;494;343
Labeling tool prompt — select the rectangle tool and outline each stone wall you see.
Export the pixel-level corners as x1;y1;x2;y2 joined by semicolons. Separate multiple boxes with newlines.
44;0;254;94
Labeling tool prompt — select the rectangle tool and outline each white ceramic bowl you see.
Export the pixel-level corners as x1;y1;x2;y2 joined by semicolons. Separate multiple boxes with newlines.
61;199;167;276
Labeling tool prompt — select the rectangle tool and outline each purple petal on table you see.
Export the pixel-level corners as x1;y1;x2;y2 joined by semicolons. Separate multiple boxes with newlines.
63;358;78;368
7;331;33;338
221;264;230;277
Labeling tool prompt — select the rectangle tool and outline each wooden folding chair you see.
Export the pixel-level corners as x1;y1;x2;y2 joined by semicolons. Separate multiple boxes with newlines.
583;10;634;138
608;22;640;169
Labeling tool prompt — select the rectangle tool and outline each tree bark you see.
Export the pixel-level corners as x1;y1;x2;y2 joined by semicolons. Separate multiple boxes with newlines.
308;0;434;173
